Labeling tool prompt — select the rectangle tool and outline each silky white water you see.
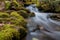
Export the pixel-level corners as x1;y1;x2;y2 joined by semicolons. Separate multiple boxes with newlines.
26;4;60;40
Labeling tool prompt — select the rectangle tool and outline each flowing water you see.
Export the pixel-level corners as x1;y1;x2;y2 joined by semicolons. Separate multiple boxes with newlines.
26;4;60;40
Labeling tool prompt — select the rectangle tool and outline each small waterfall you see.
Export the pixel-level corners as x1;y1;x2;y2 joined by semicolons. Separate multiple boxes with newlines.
26;4;60;40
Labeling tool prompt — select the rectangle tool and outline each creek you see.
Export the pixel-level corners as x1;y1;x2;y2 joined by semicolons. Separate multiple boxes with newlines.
26;4;60;40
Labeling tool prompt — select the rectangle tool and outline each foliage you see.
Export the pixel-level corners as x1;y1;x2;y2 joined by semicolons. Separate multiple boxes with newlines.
36;0;60;12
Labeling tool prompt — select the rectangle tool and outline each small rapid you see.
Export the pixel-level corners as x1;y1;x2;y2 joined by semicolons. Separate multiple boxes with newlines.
26;4;60;40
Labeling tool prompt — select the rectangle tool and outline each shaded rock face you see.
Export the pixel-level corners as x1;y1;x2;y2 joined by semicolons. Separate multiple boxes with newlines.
0;1;5;11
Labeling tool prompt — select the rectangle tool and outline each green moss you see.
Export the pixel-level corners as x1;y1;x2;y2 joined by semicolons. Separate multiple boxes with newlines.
0;24;20;40
0;12;9;18
0;23;27;40
10;11;27;26
29;12;35;17
0;11;27;40
0;28;20;40
5;1;11;10
0;0;32;40
10;11;20;17
18;9;35;18
36;0;60;12
20;28;27;39
18;10;29;18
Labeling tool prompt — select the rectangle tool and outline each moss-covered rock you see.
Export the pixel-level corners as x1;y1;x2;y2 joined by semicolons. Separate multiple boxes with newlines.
36;0;60;13
0;0;35;40
10;11;27;40
5;0;23;11
18;9;35;18
0;11;27;40
0;24;20;40
20;26;27;39
0;28;20;40
10;11;27;26
0;12;9;18
18;10;29;18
